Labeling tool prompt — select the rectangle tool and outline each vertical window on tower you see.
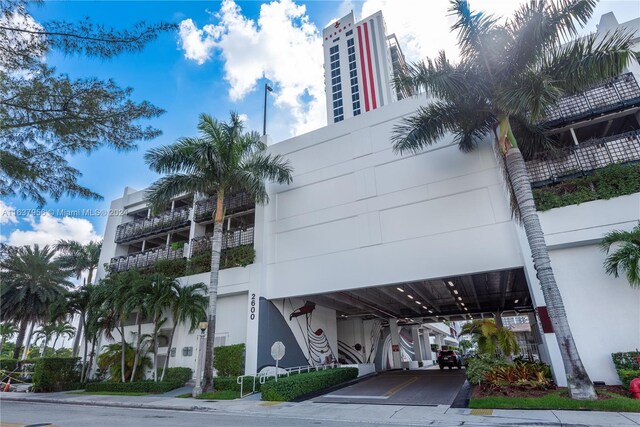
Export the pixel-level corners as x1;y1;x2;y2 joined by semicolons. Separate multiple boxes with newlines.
346;38;360;116
329;45;343;122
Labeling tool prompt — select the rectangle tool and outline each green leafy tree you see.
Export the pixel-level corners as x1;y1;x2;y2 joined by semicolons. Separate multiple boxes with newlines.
0;244;72;358
458;339;473;354
53;239;101;357
144;112;293;393
0;322;18;355
600;223;640;288
50;321;75;350
97;342;151;382
160;283;208;381
33;323;57;356
461;319;519;357
392;0;633;400
0;0;174;204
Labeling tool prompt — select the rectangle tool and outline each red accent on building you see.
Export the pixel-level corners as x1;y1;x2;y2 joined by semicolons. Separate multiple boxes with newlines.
363;22;377;109
356;26;370;112
536;306;554;333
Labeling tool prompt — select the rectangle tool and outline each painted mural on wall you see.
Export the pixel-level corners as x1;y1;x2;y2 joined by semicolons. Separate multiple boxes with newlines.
337;319;383;364
376;327;416;370
256;297;338;370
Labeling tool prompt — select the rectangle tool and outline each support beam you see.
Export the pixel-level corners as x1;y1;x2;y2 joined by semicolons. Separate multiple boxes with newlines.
377;287;422;316
406;282;441;313
388;319;402;369
463;275;482;310
307;294;356;313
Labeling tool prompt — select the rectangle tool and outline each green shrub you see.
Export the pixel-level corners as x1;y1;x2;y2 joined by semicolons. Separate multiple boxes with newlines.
85;380;182;394
0;358;18;372
214;344;245;377
152;258;188;279
465;354;508;385
484;361;554;389
612;351;640;371
617;369;640;389
261;367;358;401
32;357;80;392
220;245;255;269
187;253;211;275
533;163;640;211
157;367;192;384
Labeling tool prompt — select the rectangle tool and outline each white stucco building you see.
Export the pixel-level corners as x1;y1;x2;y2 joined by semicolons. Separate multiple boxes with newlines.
92;11;640;386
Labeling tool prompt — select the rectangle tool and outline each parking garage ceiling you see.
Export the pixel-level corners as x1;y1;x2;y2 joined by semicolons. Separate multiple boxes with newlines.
305;268;533;323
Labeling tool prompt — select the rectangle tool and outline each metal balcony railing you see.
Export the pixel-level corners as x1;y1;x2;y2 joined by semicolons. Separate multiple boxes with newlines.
193;192;255;223
109;245;185;273
190;227;255;258
526;130;640;186
114;206;190;244
540;73;640;126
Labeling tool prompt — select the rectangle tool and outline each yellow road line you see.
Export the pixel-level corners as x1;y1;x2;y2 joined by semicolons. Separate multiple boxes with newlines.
383;376;419;397
470;408;493;416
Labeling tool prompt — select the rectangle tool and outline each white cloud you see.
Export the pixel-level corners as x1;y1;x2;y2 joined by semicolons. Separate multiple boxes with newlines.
0;200;18;225
4;213;101;248
177;0;326;137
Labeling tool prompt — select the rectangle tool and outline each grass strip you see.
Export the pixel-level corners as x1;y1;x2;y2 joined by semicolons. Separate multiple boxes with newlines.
470;391;640;413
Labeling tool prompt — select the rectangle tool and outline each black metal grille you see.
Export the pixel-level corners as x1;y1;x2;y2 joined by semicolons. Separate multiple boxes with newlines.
540;73;640;126
193;192;255;223
526;130;640;187
190;227;255;257
114;206;190;244
109;246;184;273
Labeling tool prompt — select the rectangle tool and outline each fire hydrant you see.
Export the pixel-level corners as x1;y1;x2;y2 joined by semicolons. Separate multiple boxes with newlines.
630;377;640;399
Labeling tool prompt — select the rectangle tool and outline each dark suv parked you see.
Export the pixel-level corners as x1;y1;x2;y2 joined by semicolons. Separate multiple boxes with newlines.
437;350;463;369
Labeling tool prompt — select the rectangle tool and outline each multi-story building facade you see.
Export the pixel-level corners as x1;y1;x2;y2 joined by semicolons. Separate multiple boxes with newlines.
322;11;399;124
93;11;640;386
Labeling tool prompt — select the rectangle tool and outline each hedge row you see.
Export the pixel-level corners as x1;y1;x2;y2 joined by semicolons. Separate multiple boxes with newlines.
85;380;183;394
0;358;38;373
618;369;640;390
214;344;245;377
32;357;81;392
156;367;192;384
612;352;640;371
533;163;640;211
261;368;358;401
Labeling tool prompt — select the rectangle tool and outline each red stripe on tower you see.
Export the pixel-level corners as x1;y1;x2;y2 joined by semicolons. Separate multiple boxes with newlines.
356;26;370;112
363;22;377;110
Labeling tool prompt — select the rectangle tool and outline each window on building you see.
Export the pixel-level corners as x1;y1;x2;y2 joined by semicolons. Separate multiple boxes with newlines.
182;347;193;357
347;38;361;116
329;45;344;122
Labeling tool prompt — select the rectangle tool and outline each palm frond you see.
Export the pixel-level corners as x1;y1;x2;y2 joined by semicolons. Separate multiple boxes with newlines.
449;0;499;61
145;174;211;213
392;101;462;154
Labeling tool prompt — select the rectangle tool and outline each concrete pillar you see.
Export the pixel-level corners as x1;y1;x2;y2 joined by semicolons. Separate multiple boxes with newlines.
494;311;503;328
388;319;402;369
422;331;433;362
411;326;423;362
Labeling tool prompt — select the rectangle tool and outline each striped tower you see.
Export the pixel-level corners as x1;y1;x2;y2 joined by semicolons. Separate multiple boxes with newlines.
323;11;398;124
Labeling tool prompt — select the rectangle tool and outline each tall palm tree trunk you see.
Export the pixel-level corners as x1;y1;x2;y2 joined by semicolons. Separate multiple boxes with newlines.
119;323;126;382
0;336;5;355
152;317;160;382
13;320;28;359
161;323;178;382
21;322;35;360
505;146;596;400
72;311;85;358
81;336;89;383
130;314;141;383
85;339;96;381
202;192;225;392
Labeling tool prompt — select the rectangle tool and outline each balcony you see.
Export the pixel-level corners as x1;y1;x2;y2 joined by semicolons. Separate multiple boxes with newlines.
540;73;640;127
190;227;255;258
109;245;185;273
193;192;255;223
114;206;190;244
526;130;640;187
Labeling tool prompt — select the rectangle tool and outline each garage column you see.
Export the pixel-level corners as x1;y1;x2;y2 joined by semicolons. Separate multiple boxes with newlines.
494;311;503;328
388;318;402;369
411;326;423;362
422;330;433;363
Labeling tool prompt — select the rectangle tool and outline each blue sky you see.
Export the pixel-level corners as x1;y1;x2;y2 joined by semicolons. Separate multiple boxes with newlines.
2;0;638;247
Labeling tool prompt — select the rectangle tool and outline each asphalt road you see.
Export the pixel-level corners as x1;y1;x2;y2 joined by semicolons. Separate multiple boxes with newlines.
315;368;467;406
0;401;391;427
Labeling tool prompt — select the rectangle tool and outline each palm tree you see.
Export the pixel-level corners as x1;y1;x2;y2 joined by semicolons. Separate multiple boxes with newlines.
97;342;151;382
144;112;293;392
55;240;102;357
126;275;153;383
600;223;640;288
144;273;179;382
34;323;57;356
0;322;18;355
391;0;633;400
458;339;472;354
0;244;72;358
161;282;208;381
461;319;519;357
51;321;75;350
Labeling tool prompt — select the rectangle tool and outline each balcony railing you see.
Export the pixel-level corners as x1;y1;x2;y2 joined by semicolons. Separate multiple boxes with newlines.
526;130;640;186
193;192;255;223
190;227;255;258
114;206;190;244
109;245;185;273
540;73;640;126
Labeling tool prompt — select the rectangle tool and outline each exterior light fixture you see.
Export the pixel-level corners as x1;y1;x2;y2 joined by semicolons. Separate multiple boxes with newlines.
397;287;404;292
453;290;458;295
447;281;454;287
415;301;421;305
407;295;414;299
514;299;519;304
461;302;465;306
464;307;468;311
422;306;427;310
198;321;208;333
457;297;462;301
428;310;433;313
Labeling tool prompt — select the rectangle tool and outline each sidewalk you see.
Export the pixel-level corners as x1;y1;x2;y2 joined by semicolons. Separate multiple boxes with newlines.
1;391;639;427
